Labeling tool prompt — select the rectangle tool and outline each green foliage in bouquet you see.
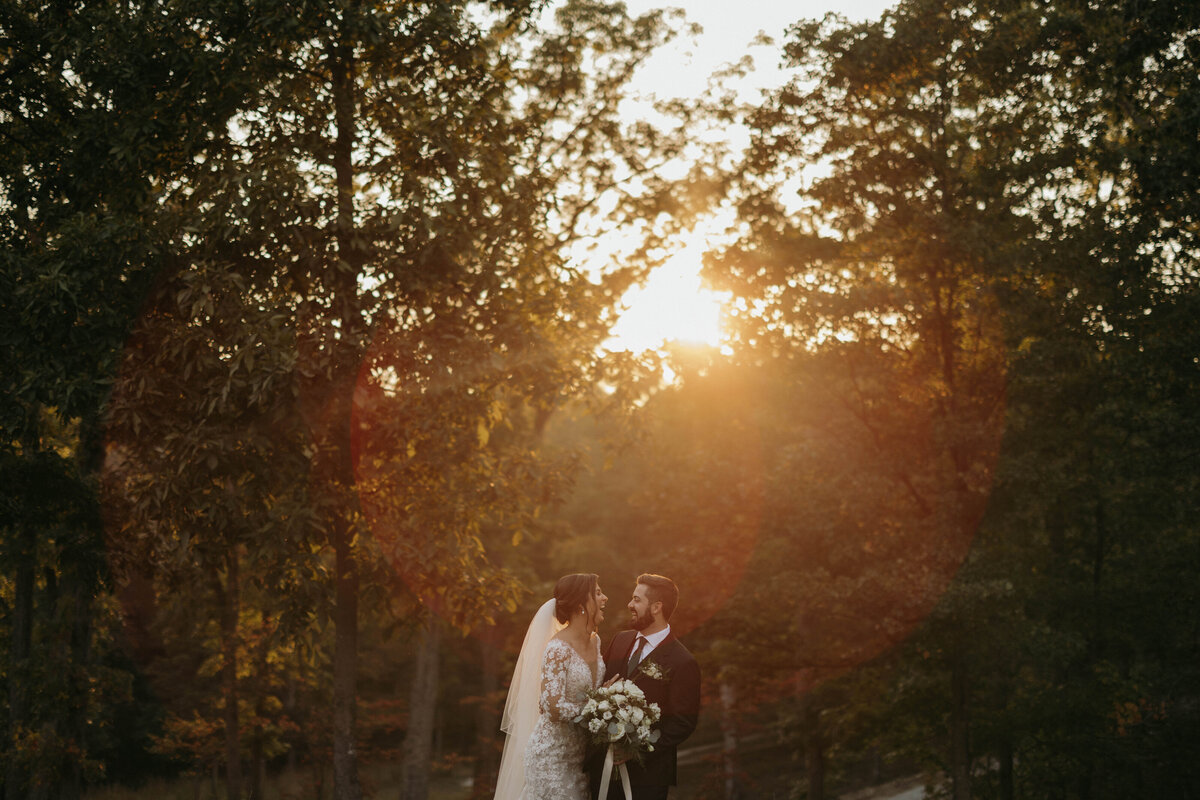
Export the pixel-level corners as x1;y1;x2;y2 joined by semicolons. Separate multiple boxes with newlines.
572;680;662;765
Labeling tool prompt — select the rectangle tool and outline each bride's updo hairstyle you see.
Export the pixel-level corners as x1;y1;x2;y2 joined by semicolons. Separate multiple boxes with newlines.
554;573;599;625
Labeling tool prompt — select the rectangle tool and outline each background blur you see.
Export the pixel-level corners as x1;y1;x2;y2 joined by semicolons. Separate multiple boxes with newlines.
3;0;1198;798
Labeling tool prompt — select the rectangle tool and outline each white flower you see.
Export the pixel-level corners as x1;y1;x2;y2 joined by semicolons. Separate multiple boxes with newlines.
575;678;664;760
639;661;665;680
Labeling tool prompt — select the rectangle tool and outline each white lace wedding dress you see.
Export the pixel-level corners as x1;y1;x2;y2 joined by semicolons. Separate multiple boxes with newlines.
522;635;604;800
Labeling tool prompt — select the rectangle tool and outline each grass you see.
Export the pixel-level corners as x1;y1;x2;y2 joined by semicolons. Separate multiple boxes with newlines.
82;741;809;800
83;763;473;800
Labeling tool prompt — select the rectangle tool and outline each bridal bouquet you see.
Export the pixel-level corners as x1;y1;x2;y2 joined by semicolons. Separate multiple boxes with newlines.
573;679;662;763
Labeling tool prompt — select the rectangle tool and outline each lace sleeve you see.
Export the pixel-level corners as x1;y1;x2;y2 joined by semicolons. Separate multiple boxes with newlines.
539;640;583;722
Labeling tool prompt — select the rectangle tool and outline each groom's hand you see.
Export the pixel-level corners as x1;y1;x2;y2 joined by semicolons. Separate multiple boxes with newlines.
603;675;620;687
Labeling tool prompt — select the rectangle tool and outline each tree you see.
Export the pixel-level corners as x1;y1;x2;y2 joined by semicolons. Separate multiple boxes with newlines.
1;1;264;794
701;0;1200;796
707;2;1021;792
95;0;704;795
102;260;312;798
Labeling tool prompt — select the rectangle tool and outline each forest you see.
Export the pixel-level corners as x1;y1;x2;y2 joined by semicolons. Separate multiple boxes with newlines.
2;0;1198;798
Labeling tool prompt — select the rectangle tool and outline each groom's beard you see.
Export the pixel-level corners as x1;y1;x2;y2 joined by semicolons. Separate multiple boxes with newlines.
630;611;655;631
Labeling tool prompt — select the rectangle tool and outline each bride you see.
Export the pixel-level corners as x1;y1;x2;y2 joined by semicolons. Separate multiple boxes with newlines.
494;574;608;800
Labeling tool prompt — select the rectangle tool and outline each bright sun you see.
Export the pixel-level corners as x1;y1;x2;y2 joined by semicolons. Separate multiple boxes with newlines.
605;239;728;353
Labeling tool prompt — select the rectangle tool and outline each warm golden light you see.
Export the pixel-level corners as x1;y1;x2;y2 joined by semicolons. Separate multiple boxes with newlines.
606;242;728;353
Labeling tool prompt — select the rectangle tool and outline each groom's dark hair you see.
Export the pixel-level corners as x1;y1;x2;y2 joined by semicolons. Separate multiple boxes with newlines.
637;573;679;621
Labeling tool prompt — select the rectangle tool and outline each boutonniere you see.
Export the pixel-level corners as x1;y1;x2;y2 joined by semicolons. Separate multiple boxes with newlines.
637;661;668;681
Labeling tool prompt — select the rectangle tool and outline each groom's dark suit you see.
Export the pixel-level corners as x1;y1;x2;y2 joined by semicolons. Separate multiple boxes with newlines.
586;629;701;800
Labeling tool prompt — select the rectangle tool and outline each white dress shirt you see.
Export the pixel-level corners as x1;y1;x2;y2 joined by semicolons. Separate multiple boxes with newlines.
630;624;672;667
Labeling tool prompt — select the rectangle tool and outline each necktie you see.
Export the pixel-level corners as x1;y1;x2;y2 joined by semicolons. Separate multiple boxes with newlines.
626;635;647;676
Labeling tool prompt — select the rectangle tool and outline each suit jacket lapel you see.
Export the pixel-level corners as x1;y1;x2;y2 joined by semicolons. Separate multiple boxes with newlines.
629;632;678;678
654;632;678;658
615;630;638;677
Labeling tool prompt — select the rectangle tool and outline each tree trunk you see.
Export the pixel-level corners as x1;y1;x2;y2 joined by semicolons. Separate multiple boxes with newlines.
249;613;271;800
1090;498;1107;660
248;732;263;800
283;667;300;794
400;621;441;800
868;747;883;785
1077;769;1092;800
4;524;35;800
802;696;825;800
720;680;739;800
220;549;243;800
60;571;96;800
327;33;365;800
58;416;105;800
999;734;1014;800
41;570;63;800
472;637;501;799
950;650;970;800
331;519;362;800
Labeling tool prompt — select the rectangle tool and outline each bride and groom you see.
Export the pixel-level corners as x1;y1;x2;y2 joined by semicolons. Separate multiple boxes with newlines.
493;573;701;800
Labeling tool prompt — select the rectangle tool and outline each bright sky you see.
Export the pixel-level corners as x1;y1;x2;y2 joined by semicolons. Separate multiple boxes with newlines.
601;0;897;353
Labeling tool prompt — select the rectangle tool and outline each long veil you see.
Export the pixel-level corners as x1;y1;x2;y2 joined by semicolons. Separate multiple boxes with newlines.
494;598;563;800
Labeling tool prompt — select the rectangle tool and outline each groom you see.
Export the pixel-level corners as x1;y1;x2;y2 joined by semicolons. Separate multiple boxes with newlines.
587;573;701;800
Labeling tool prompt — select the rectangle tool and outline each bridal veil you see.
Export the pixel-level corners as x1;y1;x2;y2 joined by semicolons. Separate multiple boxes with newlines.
494;598;564;800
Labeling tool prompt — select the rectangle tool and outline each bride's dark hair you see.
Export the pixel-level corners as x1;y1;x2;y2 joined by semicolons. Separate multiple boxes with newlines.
554;573;599;626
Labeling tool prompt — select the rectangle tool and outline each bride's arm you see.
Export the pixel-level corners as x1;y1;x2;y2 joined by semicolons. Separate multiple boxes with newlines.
540;643;584;722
